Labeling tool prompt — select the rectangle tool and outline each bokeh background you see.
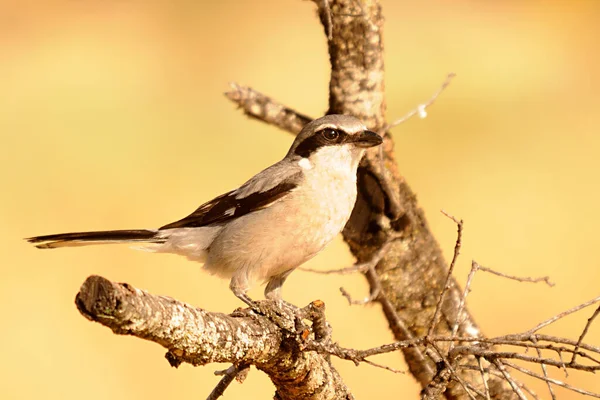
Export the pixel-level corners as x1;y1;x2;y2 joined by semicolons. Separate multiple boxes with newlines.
2;0;599;398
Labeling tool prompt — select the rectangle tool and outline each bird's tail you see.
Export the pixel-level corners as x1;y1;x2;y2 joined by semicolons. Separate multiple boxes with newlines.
26;229;164;249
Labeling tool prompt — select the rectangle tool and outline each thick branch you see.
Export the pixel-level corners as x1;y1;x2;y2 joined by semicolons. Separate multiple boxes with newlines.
319;1;515;398
75;275;352;400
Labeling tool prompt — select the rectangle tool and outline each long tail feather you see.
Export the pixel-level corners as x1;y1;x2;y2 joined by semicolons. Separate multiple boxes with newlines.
26;229;163;249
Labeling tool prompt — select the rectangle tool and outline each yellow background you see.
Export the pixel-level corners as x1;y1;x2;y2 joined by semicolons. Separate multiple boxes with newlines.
2;0;599;398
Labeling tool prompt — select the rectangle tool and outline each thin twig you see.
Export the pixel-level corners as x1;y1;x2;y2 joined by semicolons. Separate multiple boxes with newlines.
477;264;554;287
363;359;405;374
504;361;600;398
450;261;481;350
492;359;528;400
450;347;600;372
558;349;569;377
462;365;542;400
498;333;600;357
571;304;600;365
431;343;480;400
525;295;600;334
331;237;398;305
384;73;456;131
377;73;456;220
477;357;492;400
300;238;397;275
530;335;556;400
207;364;249;400
428;210;463;337
340;285;380;305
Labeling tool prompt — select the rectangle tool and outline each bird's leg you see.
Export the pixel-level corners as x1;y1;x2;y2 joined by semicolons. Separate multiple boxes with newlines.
265;271;300;311
234;291;257;309
264;270;293;302
229;277;258;309
230;273;298;332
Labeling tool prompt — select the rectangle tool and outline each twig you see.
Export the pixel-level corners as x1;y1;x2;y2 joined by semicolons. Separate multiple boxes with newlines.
363;359;405;374
462;365;541;400
376;74;457;220
450;347;600;372
449;260;553;349
448;335;600;363
207;364;249;400
225;82;311;135
477;264;554;287
571;304;600;365
492;359;528;400
300;238;397;275
504;361;600;398
525;295;600;335
450;261;481;351
301;335;417;373
530;335;556;400
495;333;600;356
477;357;492;400
340;285;380;305
431;343;479;400
337;239;398;305
428;210;463;337
558;349;569;377
384;73;456;131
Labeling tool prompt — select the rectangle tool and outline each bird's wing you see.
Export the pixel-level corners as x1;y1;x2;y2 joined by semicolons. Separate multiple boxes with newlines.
160;162;302;230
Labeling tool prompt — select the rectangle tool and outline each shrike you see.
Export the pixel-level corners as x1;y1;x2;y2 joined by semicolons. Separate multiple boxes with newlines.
27;115;383;306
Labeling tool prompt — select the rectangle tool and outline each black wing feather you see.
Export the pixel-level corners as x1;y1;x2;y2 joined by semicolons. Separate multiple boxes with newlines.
159;181;297;230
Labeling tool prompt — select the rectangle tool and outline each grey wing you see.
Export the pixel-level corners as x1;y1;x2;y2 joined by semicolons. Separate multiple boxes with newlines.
160;161;303;230
234;160;303;198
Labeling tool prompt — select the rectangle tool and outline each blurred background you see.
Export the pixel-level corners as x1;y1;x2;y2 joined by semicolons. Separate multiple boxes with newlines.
2;0;599;398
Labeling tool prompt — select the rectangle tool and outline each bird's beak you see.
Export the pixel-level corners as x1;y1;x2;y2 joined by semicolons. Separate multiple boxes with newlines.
353;130;383;148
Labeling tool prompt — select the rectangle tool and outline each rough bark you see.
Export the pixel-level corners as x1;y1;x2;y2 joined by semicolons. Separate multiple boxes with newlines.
76;275;352;400
318;1;515;398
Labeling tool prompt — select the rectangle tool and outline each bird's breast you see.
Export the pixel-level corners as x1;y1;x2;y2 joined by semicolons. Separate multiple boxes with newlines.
294;167;358;248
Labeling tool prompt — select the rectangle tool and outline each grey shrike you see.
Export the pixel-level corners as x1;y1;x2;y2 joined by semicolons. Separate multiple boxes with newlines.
27;114;383;307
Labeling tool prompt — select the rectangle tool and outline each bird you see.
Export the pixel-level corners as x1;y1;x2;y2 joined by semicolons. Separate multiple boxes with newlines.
26;114;383;307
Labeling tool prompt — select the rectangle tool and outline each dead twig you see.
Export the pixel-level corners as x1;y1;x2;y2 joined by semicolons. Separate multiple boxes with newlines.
476;264;554;287
384;73;456;132
430;342;480;400
571;304;600;365
504;361;600;398
208;364;249;400
300;237;398;275
525;295;600;335
449;261;481;350
477;357;492;400
450;347;600;373
493;359;528;400
428;210;463;337
530;335;557;400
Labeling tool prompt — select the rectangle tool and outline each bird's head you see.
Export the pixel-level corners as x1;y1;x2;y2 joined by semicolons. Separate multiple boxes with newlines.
286;115;382;172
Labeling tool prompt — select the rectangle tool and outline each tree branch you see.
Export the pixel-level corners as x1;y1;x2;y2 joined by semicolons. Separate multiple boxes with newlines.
75;275;352;400
225;82;311;135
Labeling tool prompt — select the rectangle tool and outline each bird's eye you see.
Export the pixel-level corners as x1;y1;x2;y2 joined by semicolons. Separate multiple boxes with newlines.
321;128;339;141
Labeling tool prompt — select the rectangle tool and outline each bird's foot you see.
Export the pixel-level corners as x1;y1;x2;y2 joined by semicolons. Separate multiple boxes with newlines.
234;293;300;332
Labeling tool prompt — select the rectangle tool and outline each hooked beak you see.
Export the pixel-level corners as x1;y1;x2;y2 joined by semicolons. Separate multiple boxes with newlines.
353;130;383;148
